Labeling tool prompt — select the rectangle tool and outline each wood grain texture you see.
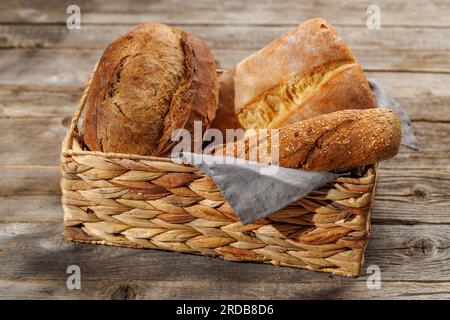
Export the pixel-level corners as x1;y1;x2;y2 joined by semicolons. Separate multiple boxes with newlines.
2;71;450;122
0;88;79;118
2;24;449;51
0;222;450;285
1;25;450;72
1;118;448;165
2;50;450;101
2;279;450;300
0;48;449;87
0;0;449;27
1;159;450;225
0;0;449;299
2;173;449;225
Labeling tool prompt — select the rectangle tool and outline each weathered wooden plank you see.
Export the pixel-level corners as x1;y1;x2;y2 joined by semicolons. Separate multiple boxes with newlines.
373;171;450;223
0;0;449;27
2;162;450;224
0;88;79;118
0;50;101;88
215;48;450;73
0;116;448;165
1;221;450;283
2;169;450;225
1;159;450;225
2;24;449;72
1;24;448;52
0;195;62;223
1;52;450;123
0;279;449;299
0;167;61;196
0;47;448;90
0;118;449;223
2;49;450;93
367;72;450;123
0;118;67;165
2;71;450;122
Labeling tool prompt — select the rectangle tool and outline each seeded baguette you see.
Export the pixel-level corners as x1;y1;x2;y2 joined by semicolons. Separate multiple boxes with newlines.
211;18;375;134
214;109;401;171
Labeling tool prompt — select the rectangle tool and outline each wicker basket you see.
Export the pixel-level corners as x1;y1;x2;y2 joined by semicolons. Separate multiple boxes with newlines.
60;68;377;277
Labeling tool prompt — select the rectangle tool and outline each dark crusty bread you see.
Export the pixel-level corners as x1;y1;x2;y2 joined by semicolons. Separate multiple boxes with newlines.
83;23;218;156
211;18;375;134
214;109;401;171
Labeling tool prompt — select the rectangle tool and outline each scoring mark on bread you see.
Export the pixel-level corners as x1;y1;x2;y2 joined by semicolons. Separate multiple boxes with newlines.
300;119;355;169
237;60;355;130
104;55;133;123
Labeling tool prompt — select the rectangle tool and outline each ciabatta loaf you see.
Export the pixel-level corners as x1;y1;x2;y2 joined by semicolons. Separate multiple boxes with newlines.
83;23;218;156
212;18;375;134
214;109;401;172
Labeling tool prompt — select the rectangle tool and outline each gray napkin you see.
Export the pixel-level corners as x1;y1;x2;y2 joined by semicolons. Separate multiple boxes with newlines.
181;81;417;224
369;80;418;150
182;153;341;224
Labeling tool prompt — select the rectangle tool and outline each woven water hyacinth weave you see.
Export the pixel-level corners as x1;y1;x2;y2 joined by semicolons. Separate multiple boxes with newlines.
60;69;377;277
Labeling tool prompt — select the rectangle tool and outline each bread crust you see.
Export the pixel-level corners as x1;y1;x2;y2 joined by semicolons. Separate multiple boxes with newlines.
153;31;219;156
210;67;242;134
212;18;375;133
83;23;218;156
268;63;375;128
216;109;401;172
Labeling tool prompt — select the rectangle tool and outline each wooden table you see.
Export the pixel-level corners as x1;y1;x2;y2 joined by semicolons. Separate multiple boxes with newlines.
0;0;449;299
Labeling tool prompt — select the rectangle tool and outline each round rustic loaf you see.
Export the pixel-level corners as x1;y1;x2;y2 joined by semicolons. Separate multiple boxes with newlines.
83;23;218;156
